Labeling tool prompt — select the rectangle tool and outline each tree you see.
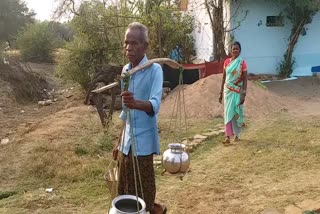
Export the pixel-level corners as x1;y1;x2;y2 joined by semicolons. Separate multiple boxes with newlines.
278;0;319;77
141;0;195;63
49;21;74;42
55;1;135;88
204;0;248;61
55;0;194;89
205;0;226;60
16;22;63;62
0;0;35;44
53;0;80;20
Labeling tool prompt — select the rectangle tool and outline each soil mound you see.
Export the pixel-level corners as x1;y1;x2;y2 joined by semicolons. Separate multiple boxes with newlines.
159;74;286;120
0;60;50;105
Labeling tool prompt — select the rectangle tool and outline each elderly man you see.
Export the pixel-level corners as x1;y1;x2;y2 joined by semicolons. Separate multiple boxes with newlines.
112;22;167;214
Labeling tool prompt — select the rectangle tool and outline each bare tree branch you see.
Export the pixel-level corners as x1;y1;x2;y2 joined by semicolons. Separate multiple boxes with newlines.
53;0;80;20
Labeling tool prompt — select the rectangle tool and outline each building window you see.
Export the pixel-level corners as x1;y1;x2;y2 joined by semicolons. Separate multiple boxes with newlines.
266;16;284;27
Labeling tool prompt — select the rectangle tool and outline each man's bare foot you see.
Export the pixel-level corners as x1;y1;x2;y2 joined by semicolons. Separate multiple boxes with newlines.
150;203;167;214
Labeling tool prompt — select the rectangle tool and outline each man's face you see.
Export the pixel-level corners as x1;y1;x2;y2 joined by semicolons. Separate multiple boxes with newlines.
124;28;147;66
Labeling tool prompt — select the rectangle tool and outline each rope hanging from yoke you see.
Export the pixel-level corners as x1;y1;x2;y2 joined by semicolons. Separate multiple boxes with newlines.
120;72;144;212
169;67;189;154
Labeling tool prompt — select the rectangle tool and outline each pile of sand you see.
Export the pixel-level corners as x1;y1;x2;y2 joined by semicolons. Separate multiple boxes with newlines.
159;74;287;120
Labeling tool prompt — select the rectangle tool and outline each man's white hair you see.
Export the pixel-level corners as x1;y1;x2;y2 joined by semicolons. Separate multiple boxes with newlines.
127;22;149;44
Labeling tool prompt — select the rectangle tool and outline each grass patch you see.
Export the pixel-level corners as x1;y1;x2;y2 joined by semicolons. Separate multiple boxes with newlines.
156;114;320;214
2;108;320;213
0;191;17;200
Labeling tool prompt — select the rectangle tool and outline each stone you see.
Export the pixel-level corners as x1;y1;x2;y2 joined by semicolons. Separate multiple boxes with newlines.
180;139;188;145
87;105;96;112
45;188;54;193
193;134;208;140
153;160;162;166
218;129;225;134
215;123;224;128
202;131;220;136
38;100;53;106
154;156;162;162
297;199;320;211
193;138;205;144
1;138;10;145
284;205;302;214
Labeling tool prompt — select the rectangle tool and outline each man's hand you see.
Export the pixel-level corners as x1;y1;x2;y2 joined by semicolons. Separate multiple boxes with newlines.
218;92;223;104
121;91;136;109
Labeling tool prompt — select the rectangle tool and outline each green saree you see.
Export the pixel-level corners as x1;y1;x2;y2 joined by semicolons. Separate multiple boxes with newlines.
224;57;246;129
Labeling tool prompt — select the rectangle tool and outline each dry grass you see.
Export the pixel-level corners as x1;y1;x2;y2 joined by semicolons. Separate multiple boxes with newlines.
157;113;320;214
0;110;122;214
1;108;320;213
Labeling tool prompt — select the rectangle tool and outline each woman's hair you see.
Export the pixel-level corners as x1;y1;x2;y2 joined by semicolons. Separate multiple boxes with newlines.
127;22;149;44
232;41;241;52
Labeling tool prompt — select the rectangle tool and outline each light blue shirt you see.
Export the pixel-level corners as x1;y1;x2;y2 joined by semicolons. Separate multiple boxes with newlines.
119;55;163;156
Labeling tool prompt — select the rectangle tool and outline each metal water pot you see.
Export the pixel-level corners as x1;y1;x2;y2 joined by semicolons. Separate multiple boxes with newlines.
162;143;190;174
109;195;147;214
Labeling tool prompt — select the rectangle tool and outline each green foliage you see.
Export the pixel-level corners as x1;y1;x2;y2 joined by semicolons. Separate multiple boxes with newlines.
73;131;114;157
0;191;17;200
16;22;63;62
96;133;114;152
74;145;89;156
56;1;135;88
0;0;35;42
49;21;74;42
56;1;194;88
278;0;319;77
141;4;195;62
303;210;320;214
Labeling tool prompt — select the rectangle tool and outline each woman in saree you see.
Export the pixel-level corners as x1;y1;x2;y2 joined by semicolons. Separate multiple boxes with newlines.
219;41;248;144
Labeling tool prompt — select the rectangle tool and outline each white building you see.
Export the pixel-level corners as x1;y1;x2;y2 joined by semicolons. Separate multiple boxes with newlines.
187;0;320;76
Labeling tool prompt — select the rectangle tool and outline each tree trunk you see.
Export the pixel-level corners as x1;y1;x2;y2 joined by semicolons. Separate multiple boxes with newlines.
206;0;227;61
281;17;307;77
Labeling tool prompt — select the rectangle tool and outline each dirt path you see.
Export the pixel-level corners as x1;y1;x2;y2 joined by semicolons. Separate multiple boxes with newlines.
263;76;320;118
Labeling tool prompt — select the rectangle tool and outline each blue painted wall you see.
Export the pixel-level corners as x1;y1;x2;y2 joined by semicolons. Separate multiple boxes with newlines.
230;0;320;76
292;13;320;76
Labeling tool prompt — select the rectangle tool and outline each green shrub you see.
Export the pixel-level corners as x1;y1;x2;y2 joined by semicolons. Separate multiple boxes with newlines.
16;22;63;62
55;2;132;89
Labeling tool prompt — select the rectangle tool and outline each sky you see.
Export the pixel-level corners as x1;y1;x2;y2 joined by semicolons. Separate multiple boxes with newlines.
24;0;56;21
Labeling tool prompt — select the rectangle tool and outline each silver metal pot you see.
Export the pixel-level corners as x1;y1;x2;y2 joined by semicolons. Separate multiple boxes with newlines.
109;195;147;214
162;143;190;174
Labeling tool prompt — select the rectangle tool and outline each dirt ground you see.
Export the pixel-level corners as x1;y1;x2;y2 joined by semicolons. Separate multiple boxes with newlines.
0;62;85;142
1;63;320;213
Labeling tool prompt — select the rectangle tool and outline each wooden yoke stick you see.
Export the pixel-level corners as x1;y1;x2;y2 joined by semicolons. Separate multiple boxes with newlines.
91;58;183;94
